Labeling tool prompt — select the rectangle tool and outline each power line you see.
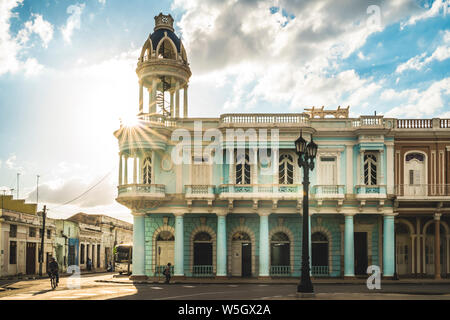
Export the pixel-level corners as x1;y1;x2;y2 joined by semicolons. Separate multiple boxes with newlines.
48;170;113;211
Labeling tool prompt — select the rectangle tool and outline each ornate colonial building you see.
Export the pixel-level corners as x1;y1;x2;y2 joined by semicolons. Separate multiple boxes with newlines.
115;13;449;280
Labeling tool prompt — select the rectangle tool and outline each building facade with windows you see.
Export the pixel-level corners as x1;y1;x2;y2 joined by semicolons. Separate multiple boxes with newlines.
0;195;55;277
114;14;412;280
393;120;450;278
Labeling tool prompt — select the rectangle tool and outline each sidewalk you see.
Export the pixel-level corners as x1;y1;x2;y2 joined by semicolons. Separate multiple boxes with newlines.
0;269;109;282
97;275;450;285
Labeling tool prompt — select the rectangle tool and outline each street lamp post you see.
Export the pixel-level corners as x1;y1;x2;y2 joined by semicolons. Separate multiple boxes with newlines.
295;130;318;296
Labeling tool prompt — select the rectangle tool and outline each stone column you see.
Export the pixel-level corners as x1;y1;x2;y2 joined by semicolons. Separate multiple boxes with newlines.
124;156;128;185
216;212;227;277
174;213;184;276
346;145;353;194
258;212;269;277
383;214;395;277
131;214;146;279
434;213;442;279
151;79;157;113
183;85;188;118
344;214;355;277
133;156;137;184
360;150;365;187
139;82;143;113
379;149;385;186
118;153;123;186
175;84;180;118
170;91;174;118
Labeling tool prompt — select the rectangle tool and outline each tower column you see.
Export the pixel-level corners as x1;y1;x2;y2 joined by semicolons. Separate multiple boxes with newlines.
118;153;123;186
174;212;184;276
183;85;188;118
344;214;355;277
383;214;395;277
139;82;143;113
133;155;137;184
258;212;269;277
216;212;227;277
175;83;180;118
131;214;146;279
170;91;174;118
151;79;157;113
124;156;128;185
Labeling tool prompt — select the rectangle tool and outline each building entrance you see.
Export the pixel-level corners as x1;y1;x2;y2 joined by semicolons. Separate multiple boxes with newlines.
354;232;368;275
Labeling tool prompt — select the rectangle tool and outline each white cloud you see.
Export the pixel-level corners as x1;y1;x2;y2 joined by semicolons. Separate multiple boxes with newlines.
396;30;450;73
401;0;448;29
0;0;23;75
98;0;106;5
61;3;85;44
172;0;419;115
17;13;54;48
384;77;450;118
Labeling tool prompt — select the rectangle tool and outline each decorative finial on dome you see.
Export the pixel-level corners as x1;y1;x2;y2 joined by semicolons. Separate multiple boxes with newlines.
154;13;174;32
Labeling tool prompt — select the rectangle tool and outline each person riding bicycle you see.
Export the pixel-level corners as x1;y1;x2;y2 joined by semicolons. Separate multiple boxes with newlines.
48;257;59;285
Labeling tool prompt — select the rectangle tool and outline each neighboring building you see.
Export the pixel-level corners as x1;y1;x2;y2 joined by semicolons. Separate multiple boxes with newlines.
0;195;55;277
67;213;132;270
393;120;450;278
114;13;417;280
54;219;80;273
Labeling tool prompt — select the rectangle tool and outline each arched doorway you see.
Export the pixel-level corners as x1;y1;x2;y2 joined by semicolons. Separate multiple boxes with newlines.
424;223;445;277
193;232;213;276
312;232;329;276
270;232;291;276
231;232;252;277
404;152;426;196
155;230;174;275
395;223;412;275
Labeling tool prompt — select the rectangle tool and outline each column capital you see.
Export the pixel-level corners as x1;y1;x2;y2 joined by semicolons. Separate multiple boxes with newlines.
434;213;442;220
344;213;355;217
258;210;271;217
216;211;228;217
383;212;397;217
173;211;185;217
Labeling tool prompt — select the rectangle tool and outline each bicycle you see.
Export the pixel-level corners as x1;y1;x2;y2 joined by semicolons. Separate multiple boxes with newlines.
50;272;58;290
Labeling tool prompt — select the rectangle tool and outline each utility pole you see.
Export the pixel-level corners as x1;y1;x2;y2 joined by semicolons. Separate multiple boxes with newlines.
39;205;47;277
16;173;20;199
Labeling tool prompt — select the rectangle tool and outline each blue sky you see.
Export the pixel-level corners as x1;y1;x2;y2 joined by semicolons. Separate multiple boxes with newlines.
0;0;449;222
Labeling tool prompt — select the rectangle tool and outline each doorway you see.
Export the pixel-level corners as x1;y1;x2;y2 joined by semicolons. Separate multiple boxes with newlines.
231;231;252;277
26;242;36;275
241;243;252;277
354;232;368;275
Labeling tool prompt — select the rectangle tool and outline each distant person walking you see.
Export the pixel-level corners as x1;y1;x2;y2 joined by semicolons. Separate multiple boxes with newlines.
87;258;92;271
163;263;171;284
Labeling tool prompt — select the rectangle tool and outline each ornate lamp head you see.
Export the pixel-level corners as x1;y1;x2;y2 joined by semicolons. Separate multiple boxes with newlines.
306;137;318;160
295;130;307;157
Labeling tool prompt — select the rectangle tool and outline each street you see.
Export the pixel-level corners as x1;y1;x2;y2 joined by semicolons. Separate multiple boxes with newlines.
0;273;449;300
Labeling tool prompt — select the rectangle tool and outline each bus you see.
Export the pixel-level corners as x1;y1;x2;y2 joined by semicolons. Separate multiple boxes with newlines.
114;243;132;275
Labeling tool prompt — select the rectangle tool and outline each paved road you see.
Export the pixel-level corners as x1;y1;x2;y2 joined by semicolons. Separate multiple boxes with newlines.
0;274;449;300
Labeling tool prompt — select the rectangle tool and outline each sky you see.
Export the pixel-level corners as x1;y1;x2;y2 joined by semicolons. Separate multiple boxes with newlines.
0;0;449;223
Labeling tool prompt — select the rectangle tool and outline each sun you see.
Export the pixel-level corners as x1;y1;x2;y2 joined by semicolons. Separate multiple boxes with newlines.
120;112;140;127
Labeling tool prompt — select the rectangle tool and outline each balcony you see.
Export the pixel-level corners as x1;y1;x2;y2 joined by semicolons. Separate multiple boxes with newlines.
352;116;385;128
116;184;166;208
355;185;387;199
219;113;310;128
311;185;345;200
395;184;450;200
218;184;302;200
184;185;215;200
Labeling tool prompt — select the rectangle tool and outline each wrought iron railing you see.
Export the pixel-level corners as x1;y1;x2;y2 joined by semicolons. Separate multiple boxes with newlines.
219;184;302;194
355;185;386;195
192;265;214;277
395;184;450;197
185;185;215;195
270;265;291;276
118;184;166;195
311;266;329;276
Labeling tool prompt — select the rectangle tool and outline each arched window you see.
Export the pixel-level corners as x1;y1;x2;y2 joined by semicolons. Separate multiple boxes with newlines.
232;232;251;241
194;232;212;242
235;151;251;184
157;39;176;59
156;231;174;241
364;153;377;185
279;154;294;184
312;232;329;275
142;157;152;184
193;231;213;274
271;232;290;275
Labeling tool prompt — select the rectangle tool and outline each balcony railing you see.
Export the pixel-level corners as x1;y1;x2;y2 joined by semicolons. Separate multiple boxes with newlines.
220;113;310;126
352;116;384;127
218;184;302;199
192;265;214;277
311;266;329;277
395;184;450;197
397;119;432;129
185;185;215;199
270;265;291;276
355;185;387;198
118;184;166;196
312;185;345;198
137;114;177;127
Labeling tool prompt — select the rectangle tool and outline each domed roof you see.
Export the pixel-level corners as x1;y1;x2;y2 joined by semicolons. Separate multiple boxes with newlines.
150;28;181;53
